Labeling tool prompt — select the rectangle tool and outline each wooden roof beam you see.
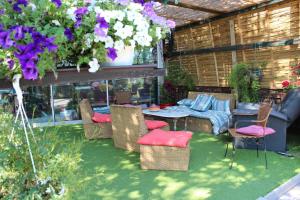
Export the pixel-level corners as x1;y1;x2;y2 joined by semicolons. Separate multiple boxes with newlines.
175;0;285;31
156;1;226;15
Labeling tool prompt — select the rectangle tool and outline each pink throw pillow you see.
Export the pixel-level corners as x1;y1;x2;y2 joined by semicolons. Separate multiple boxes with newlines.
145;120;168;130
92;113;112;123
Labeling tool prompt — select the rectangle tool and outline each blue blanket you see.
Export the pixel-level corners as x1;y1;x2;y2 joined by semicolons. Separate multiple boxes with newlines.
165;106;231;135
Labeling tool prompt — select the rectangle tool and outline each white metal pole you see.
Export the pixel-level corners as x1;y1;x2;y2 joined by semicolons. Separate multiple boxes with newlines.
106;80;109;107
157;41;164;105
50;85;55;125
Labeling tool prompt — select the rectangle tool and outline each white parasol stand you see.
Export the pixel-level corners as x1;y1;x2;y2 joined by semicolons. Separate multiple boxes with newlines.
10;74;38;179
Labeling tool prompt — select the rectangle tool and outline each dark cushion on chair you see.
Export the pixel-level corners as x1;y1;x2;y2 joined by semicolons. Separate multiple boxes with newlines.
279;88;300;123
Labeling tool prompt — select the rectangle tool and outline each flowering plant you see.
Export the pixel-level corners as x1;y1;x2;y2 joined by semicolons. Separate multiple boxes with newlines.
0;0;174;81
282;63;300;92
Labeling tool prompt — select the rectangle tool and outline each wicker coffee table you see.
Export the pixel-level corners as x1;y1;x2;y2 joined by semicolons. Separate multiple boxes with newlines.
143;109;190;130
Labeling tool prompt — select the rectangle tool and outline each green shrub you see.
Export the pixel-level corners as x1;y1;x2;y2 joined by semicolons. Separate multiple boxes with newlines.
229;63;261;102
0;110;82;199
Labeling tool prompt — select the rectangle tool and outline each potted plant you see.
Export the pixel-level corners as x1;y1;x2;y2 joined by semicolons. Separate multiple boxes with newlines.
229;63;262;108
160;64;195;107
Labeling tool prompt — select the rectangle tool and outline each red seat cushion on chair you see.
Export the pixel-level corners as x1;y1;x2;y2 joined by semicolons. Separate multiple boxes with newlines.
145;120;168;130
236;125;275;137
92;113;112;123
138;129;193;148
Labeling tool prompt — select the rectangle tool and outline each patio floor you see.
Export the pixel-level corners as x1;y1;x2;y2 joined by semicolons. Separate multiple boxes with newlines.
54;125;300;200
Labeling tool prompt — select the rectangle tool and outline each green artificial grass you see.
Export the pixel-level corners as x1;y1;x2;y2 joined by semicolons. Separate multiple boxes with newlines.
52;125;300;200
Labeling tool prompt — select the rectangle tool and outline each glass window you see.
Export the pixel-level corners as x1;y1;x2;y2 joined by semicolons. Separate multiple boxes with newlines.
24;77;159;123
53;84;79;122
23;86;52;123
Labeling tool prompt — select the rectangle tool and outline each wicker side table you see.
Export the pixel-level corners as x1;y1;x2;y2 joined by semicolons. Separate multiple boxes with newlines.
138;129;192;171
140;144;190;171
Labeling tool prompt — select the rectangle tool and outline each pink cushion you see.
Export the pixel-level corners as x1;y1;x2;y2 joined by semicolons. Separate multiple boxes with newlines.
137;129;193;148
92;113;111;123
236;125;275;137
145;120;168;130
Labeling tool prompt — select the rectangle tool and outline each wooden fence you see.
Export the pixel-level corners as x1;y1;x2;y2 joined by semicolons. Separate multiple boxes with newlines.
166;0;300;89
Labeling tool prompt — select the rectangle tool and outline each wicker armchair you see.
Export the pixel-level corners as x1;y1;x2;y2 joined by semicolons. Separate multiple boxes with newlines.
110;105;149;152
115;91;132;105
79;99;112;139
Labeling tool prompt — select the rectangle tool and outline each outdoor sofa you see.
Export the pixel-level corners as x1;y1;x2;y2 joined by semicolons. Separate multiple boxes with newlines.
177;92;235;134
148;91;235;134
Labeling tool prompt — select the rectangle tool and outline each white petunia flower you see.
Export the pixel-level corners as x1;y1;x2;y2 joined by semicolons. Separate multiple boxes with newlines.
113;21;124;30
88;58;100;73
104;36;114;48
126;11;136;22
128;2;143;11
67;7;77;21
51;20;61;26
28;3;36;11
94;6;102;14
115;29;127;40
134;31;152;47
115;11;125;21
102;10;115;22
114;40;125;51
124;25;133;36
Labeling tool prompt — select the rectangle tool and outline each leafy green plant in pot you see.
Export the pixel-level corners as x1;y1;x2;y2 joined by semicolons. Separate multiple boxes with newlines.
160;64;195;105
229;63;261;103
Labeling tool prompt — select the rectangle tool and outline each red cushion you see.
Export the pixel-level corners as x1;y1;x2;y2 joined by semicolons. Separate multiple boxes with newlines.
92;113;111;123
237;125;275;137
137;129;193;148
145;120;168;130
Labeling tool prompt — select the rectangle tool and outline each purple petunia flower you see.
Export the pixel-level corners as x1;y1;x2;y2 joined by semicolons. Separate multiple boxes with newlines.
13;0;28;13
51;0;62;8
15;44;40;80
74;7;88;28
107;48;117;61
31;32;58;52
96;16;109;29
94;25;107;38
151;15;166;26
22;63;38;80
12;26;25;40
0;30;15;49
12;29;58;80
7;59;15;70
115;0;129;6
64;28;74;41
143;2;155;16
0;9;5;15
166;20;176;29
75;7;88;15
133;0;144;5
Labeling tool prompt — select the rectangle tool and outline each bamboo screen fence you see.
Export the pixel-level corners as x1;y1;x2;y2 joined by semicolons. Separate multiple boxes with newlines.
166;0;300;89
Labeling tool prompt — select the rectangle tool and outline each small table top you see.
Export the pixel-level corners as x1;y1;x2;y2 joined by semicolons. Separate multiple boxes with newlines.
232;109;258;116
143;108;190;119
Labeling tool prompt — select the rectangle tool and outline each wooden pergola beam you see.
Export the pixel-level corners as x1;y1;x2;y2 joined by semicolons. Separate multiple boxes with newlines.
167;37;300;57
175;0;285;31
156;1;225;15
